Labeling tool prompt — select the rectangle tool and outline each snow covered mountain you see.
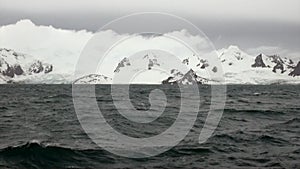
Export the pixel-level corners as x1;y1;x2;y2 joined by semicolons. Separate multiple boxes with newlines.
92;46;299;84
0;48;54;83
217;46;300;84
0;20;299;84
1;46;299;84
108;51;212;84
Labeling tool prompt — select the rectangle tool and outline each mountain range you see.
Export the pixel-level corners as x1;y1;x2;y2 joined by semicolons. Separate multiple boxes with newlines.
0;20;299;84
0;46;299;84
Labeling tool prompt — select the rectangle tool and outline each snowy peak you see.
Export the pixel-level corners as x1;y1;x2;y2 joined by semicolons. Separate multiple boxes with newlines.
227;45;241;51
217;46;254;73
219;45;249;61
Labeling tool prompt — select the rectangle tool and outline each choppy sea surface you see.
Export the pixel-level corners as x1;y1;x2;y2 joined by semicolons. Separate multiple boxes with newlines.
0;85;299;169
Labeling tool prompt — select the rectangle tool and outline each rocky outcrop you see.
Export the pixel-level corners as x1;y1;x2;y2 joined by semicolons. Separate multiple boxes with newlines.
44;64;53;74
162;69;207;85
197;59;209;69
182;58;189;65
289;61;300;77
114;57;130;73
28;61;53;74
212;66;218;73
13;65;24;75
252;54;266;68
28;61;44;74
148;58;160;70
272;62;285;73
1;64;24;78
267;55;285;73
2;65;15;78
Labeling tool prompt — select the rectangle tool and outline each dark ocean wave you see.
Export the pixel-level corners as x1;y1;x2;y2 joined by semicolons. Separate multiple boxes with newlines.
255;135;290;145
0;106;8;110
267;118;300;129
210;133;245;143
283;117;300;124
167;146;213;156
224;108;285;115
0;141;115;169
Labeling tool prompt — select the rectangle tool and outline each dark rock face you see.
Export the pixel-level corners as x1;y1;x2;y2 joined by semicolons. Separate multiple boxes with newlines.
269;55;283;64
44;64;53;74
250;54;295;74
272;62;285;73
114;57;130;73
2;65;15;78
269;55;286;74
212;66;218;73
1;61;52;79
13;65;24;75
148;58;160;70
1;61;52;78
252;54;266;68
162;77;174;84
162;69;207;85
182;58;189;65
289;61;300;77
170;69;184;77
197;59;209;69
200;64;207;69
1;64;24;78
29;61;44;74
182;69;204;84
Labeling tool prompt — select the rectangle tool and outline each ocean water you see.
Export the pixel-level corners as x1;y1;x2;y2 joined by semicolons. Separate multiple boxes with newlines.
0;85;299;169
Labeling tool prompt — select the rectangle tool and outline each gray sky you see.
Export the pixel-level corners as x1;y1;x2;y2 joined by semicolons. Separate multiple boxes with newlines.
1;0;300;58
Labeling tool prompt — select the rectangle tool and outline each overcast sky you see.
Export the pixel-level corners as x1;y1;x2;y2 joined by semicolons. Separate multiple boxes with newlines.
1;0;300;58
